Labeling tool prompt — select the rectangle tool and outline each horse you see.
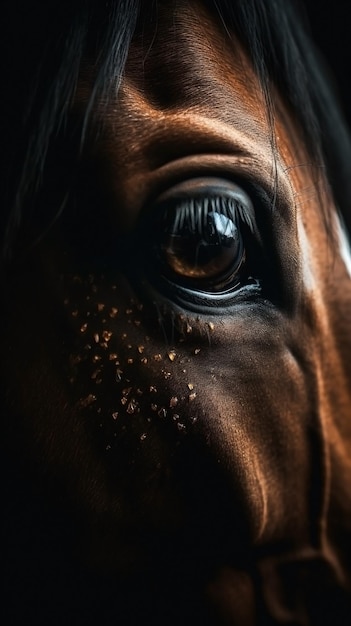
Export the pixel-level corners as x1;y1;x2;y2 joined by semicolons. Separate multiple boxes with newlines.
1;1;351;624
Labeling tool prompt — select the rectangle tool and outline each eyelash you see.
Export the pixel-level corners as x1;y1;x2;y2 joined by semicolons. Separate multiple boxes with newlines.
162;194;257;237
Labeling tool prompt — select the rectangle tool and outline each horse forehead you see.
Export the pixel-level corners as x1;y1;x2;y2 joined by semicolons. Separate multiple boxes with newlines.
81;1;270;154
124;0;262;113
76;3;307;231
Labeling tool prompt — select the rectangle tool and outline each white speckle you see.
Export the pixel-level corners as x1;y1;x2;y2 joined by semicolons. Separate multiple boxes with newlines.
336;213;351;278
297;220;315;291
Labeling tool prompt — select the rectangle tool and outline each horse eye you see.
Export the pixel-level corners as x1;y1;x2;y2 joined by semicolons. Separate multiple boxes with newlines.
158;200;245;291
140;177;259;302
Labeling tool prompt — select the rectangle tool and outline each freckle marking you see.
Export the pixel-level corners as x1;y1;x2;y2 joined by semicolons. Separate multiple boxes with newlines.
116;368;123;381
94;333;100;343
102;330;112;342
168;350;177;361
80;323;88;333
188;392;197;401
109;307;119;318
187;383;194;390
153;354;162;362
79;394;96;408
97;303;105;312
127;398;139;414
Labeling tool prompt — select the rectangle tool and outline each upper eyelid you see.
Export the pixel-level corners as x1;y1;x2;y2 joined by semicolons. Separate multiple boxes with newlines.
145;176;260;230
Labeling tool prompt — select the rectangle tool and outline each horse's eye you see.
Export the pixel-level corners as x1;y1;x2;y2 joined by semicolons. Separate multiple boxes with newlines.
157;197;245;291
139;178;260;311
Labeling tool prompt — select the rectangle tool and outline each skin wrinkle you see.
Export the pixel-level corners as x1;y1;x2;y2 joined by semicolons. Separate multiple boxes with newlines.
78;85;295;238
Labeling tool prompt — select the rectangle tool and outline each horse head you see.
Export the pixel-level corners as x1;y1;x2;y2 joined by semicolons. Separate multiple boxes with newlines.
1;1;351;624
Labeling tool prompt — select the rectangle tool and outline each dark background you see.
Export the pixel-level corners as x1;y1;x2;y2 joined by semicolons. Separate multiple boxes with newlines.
304;0;351;129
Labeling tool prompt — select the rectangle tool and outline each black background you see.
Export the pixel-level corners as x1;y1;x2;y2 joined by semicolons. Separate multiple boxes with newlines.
304;0;351;129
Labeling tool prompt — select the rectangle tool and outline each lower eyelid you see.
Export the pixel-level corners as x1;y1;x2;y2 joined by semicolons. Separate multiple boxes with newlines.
136;276;263;318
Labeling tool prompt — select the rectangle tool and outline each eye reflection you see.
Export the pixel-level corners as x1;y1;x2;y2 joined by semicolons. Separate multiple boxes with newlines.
162;207;244;281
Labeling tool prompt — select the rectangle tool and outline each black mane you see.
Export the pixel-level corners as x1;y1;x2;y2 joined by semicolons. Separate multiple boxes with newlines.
2;0;351;258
